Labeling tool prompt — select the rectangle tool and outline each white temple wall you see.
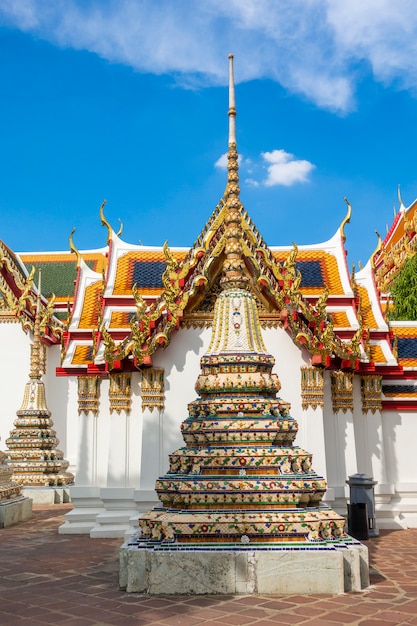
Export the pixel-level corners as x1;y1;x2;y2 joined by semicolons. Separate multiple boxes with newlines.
0;322;31;448
379;410;417;528
322;374;351;503
44;344;78;474
152;325;212;474
263;326;330;481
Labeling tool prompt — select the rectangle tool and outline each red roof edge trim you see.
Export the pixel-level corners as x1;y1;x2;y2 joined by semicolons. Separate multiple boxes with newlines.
381;400;417;411
382;211;402;249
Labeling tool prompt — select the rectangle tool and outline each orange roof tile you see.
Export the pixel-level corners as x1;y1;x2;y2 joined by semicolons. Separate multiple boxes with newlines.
391;326;417;367
369;344;387;364
113;250;187;296
71;345;93;366
357;285;378;329
79;281;103;329
272;250;344;295
109;311;133;329
329;312;351;328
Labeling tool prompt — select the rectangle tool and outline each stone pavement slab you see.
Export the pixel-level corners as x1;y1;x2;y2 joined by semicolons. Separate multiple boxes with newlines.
1;504;417;625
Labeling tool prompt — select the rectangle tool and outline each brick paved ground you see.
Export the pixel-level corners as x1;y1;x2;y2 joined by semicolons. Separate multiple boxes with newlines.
1;504;417;625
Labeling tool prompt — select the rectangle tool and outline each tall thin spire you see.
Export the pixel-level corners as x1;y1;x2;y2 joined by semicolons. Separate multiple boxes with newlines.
228;53;236;146
29;270;43;379
221;54;249;291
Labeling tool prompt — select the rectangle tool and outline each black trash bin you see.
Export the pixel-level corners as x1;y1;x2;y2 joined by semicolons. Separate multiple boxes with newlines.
346;473;379;538
347;502;369;540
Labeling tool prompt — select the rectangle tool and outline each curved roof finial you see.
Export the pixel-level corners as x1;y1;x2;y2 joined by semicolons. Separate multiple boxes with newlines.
99;199;112;243
339;197;352;243
398;184;404;209
370;230;382;269
69;227;82;267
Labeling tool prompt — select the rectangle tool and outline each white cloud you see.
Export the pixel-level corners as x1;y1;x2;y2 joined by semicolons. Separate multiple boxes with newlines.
326;1;417;92
215;153;228;169
262;150;315;187
1;0;417;111
216;148;314;187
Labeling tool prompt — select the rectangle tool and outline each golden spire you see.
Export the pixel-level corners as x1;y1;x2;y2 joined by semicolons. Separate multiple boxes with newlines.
29;270;43;380
220;54;249;291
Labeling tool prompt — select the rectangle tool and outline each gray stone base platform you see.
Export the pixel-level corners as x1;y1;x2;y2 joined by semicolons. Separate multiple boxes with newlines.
22;486;71;505
0;496;32;528
120;539;369;595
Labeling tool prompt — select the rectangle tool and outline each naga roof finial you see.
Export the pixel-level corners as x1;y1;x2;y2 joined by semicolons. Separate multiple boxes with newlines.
99;199;112;244
220;55;249;291
69;228;82;267
339;197;352;243
398;183;404;209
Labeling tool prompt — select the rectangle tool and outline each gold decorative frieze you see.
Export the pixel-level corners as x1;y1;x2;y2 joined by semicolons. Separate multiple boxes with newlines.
78;376;100;416
331;371;354;413
300;366;324;410
361;375;382;414
141;368;165;413
109;372;132;415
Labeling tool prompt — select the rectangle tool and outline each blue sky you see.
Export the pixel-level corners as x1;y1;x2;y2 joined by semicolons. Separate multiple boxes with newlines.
1;1;417;268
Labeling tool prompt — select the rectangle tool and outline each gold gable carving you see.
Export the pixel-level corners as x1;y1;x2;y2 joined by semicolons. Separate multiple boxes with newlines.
300;366;324;410
109;372;132;415
331;371;354;413
77;376;100;416
361;375;382;414
141;368;165;413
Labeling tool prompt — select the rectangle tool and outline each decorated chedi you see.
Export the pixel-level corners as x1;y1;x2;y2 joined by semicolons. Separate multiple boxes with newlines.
5;273;74;489
136;56;347;547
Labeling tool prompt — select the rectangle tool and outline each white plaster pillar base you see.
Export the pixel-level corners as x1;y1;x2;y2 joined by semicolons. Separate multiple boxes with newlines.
377;483;417;529
58;486;104;534
90;487;139;538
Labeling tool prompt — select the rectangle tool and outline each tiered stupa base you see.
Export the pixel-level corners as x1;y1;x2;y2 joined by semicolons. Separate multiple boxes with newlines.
120;533;369;594
0;450;32;528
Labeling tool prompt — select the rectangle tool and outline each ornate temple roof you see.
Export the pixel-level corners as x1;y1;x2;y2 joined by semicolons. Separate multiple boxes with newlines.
3;189;414;394
373;192;417;294
51;196;373;376
0;240;62;344
17;249;107;321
